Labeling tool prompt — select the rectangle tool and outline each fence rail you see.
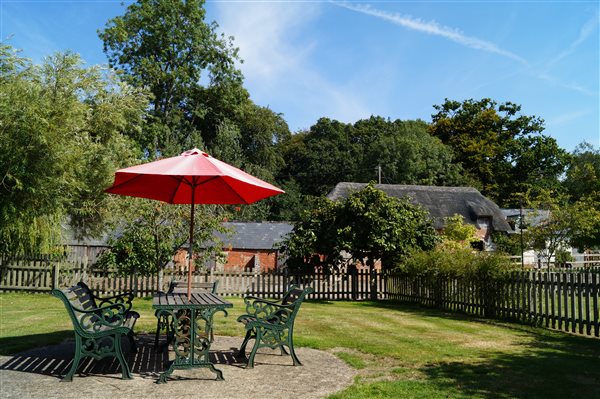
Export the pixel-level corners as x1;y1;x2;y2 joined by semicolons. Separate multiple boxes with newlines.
0;255;380;299
1;255;598;337
386;270;599;338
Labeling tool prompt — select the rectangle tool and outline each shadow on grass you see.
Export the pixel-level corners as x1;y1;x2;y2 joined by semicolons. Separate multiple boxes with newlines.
419;332;600;398
0;334;239;381
353;300;600;398
0;331;73;356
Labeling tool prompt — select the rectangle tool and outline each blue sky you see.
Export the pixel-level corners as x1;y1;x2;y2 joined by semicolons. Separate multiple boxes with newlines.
2;1;599;152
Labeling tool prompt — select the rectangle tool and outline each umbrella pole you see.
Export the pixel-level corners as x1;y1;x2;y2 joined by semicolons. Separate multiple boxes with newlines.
188;191;195;301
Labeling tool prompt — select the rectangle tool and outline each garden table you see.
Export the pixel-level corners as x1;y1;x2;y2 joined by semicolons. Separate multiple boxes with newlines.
153;292;233;383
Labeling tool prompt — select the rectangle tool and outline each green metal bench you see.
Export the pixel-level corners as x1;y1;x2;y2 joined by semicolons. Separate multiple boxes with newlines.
154;279;219;349
52;282;139;381
236;285;314;368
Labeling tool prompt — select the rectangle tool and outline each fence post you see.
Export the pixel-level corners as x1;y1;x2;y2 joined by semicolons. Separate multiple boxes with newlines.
369;262;377;301
52;262;59;289
82;256;89;283
350;264;358;300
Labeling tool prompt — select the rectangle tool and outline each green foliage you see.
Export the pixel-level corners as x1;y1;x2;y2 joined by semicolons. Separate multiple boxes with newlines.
430;98;568;206
0;45;148;253
279;116;465;197
563;142;600;201
523;190;600;266
400;246;515;280
233;103;291;176
491;232;522;256
283;184;438;271
98;198;230;275
567;193;600;251
555;250;573;265
99;0;246;155
441;214;479;246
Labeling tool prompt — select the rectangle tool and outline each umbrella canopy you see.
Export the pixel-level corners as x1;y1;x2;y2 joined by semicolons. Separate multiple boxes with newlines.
105;148;284;299
105;148;284;204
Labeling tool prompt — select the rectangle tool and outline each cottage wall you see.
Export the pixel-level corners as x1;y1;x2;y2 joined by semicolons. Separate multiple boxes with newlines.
173;248;278;272
220;249;278;272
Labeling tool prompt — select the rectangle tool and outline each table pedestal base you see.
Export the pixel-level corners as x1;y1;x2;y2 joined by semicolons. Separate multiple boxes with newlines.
156;307;227;384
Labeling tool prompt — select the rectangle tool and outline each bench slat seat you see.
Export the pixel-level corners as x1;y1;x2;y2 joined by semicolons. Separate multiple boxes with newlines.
52;282;138;381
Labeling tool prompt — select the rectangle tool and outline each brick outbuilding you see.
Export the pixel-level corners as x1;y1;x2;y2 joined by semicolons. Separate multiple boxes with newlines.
174;222;293;272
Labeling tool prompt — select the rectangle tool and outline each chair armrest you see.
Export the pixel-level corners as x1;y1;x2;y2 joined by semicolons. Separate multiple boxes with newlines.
94;292;134;312
242;296;280;308
72;303;131;331
243;300;294;319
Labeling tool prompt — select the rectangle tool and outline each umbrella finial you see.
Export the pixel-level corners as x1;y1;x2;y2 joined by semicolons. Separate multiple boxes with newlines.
181;148;203;156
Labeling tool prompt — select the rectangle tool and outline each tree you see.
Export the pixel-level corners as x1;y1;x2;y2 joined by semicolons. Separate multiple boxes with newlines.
98;199;229;276
279;118;359;196
337;184;439;271
233;103;291;177
569;193;600;252
524;191;600;267
283;184;438;275
357;118;465;186
280;116;465;197
563;142;600;201
99;0;246;155
0;46;148;253
430;98;568;205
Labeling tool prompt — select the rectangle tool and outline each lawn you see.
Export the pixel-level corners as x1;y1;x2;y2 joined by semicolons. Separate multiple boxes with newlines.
1;292;598;398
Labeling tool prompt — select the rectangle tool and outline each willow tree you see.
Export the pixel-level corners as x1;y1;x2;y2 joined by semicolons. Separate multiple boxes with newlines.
0;45;148;253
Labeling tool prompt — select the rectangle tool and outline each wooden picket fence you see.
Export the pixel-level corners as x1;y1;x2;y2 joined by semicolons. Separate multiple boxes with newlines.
1;254;598;337
0;254;380;299
386;270;600;337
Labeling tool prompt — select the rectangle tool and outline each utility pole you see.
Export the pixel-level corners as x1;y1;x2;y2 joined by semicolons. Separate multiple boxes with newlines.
519;199;525;270
377;165;381;184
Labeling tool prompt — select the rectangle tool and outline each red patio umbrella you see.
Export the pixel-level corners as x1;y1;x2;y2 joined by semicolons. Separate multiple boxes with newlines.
105;148;284;299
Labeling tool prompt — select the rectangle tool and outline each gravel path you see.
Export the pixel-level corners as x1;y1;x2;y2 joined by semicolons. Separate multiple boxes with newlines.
0;335;356;399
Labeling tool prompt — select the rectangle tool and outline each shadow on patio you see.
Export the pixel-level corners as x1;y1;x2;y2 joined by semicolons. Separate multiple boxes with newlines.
0;334;242;380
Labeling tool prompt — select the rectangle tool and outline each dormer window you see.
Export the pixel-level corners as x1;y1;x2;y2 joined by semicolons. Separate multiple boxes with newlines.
476;216;492;229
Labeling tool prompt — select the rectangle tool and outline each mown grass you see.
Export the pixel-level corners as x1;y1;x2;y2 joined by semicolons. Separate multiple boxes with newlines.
1;292;598;398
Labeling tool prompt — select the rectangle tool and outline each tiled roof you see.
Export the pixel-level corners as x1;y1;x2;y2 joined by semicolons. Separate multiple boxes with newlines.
216;222;294;250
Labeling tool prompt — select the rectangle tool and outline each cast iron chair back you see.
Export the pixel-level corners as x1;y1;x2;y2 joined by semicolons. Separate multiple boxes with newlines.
236;284;314;368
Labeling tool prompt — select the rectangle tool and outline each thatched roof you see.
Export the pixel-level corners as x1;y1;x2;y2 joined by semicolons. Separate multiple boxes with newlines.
327;183;512;232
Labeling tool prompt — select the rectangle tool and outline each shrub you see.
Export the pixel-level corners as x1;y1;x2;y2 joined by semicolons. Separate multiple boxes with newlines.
398;246;515;281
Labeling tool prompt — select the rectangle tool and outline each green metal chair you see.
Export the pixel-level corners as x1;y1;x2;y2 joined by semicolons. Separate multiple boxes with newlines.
52;282;139;381
236;285;313;368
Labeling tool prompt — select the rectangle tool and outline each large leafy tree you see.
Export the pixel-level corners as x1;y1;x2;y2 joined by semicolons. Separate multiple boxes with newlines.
430;98;568;206
100;0;289;223
283;184;438;274
0;46;148;253
563;142;600;201
357;118;465;186
280;118;359;196
99;0;246;155
280;116;464;197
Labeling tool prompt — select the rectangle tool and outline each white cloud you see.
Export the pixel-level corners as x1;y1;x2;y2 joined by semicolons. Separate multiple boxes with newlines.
549;13;599;65
214;3;372;131
334;2;529;66
546;109;590;126
537;73;598;97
